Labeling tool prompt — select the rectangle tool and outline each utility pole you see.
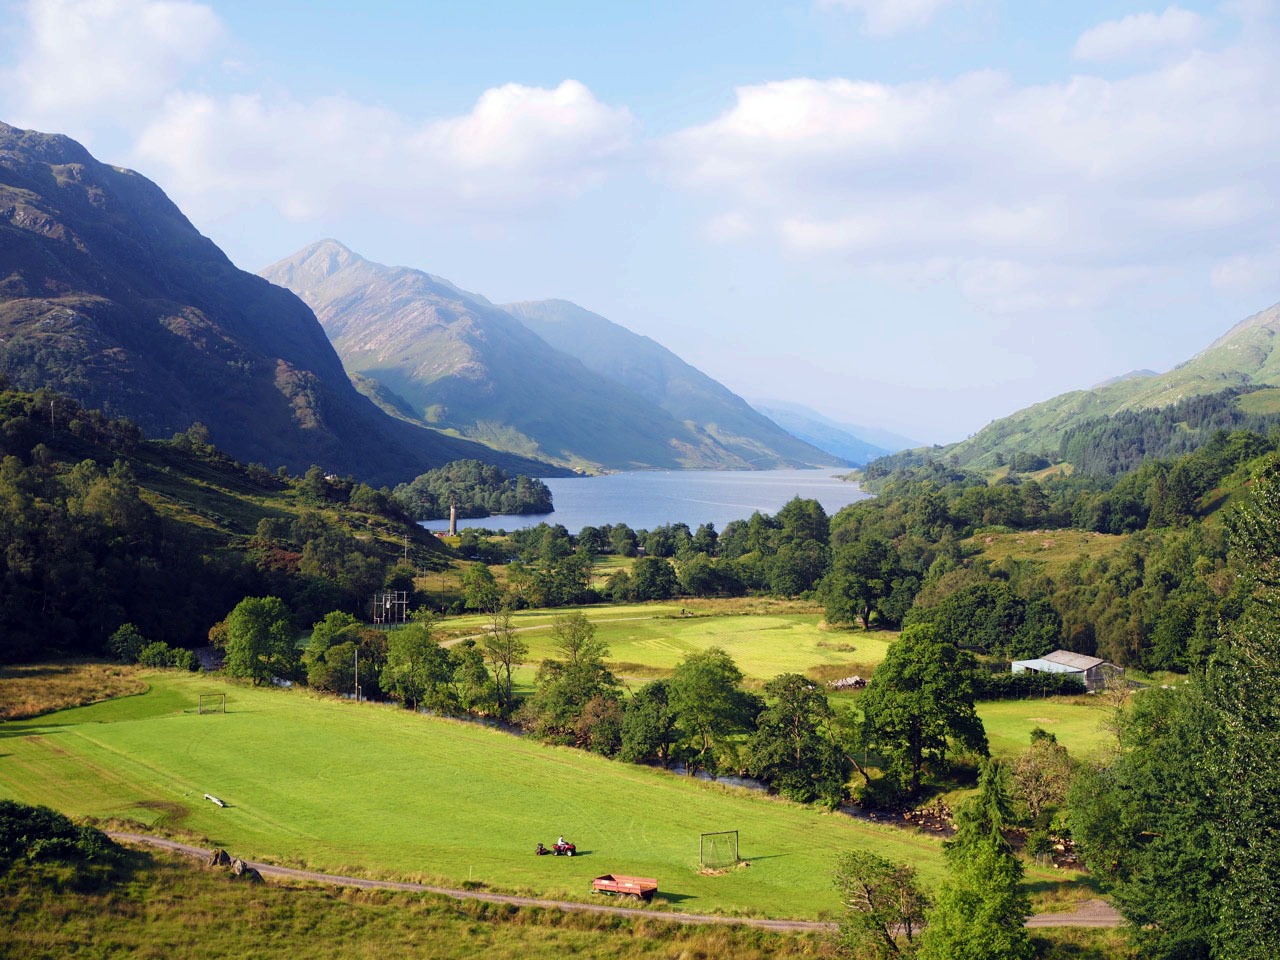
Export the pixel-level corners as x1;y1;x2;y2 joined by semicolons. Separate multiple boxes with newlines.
354;647;360;703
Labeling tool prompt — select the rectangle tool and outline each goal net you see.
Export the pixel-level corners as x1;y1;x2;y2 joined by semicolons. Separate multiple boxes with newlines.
197;693;226;715
699;830;739;869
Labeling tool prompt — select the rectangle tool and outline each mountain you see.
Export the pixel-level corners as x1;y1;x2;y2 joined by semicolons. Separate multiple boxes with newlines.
502;298;844;468
264;242;841;472
947;301;1280;468
747;399;921;465
0;122;552;485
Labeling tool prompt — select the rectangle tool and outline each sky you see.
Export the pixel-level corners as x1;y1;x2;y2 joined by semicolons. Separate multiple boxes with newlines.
2;0;1278;444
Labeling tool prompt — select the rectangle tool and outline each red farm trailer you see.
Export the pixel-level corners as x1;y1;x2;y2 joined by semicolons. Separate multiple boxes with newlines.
591;874;658;902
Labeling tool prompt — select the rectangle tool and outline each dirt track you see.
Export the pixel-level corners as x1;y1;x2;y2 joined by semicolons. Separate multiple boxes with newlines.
109;832;1123;932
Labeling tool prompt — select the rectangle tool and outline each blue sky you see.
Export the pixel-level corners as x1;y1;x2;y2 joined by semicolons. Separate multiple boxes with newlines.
3;0;1278;443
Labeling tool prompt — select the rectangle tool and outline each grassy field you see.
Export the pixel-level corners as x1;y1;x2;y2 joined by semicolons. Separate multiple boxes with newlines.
977;696;1115;760
0;848;1132;960
963;529;1127;572
437;601;895;685
0;671;963;919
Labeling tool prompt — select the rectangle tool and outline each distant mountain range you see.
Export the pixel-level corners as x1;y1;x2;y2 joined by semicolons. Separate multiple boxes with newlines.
264;241;843;473
0;121;552;485
946;301;1280;468
747;399;923;465
503;298;843;469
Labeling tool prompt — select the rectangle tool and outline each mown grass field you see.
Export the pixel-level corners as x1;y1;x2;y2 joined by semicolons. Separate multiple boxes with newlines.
0;672;960;919
977;697;1115;760
437;601;895;686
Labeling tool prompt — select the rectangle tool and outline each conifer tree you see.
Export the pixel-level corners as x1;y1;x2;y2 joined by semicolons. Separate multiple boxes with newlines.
917;761;1032;960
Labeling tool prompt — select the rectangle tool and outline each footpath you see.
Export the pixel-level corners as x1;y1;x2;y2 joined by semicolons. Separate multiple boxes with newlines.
109;832;1123;933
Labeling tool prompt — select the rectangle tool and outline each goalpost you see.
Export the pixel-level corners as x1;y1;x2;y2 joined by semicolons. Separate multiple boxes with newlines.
699;830;740;869
197;693;226;715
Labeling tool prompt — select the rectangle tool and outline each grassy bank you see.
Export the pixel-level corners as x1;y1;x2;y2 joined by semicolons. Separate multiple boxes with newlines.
0;672;951;918
0;846;1132;960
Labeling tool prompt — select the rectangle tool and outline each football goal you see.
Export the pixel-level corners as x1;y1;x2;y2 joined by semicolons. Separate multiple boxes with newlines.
197;693;226;715
699;830;740;869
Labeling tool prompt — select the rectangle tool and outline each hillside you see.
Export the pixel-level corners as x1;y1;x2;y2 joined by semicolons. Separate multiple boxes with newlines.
946;301;1280;468
0;384;453;660
502;298;844;468
0;122;550;485
746;398;902;464
264;242;840;472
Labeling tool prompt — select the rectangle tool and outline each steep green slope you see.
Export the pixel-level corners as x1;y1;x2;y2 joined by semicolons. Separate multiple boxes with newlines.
505;299;842;468
0;122;550;485
948;302;1280;468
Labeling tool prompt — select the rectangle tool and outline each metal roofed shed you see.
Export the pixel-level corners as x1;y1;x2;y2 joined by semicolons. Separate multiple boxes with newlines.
1011;649;1123;692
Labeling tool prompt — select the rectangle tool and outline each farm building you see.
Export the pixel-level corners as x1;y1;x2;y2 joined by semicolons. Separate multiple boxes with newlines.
1010;650;1123;693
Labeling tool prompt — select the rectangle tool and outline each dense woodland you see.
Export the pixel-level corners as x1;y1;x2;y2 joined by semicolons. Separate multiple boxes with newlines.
392;459;553;520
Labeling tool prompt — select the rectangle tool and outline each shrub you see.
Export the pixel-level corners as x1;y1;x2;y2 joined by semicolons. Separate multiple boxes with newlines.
0;800;118;866
973;672;1085;700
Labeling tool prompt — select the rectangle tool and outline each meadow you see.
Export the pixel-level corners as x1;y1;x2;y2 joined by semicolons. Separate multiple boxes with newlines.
0;672;960;919
437;600;896;686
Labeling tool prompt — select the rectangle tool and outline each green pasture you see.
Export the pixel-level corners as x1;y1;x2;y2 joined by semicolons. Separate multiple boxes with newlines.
439;603;893;683
1;672;958;919
964;529;1127;572
978;696;1115;760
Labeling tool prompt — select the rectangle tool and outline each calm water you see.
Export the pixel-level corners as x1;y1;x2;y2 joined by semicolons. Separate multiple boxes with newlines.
419;468;869;534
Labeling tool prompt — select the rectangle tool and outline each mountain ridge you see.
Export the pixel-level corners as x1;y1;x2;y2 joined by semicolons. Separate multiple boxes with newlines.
0;121;553;485
943;300;1280;468
264;240;842;473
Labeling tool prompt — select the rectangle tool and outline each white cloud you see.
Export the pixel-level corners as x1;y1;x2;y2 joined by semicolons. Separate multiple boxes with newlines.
1211;247;1280;295
666;35;1280;315
0;0;635;224
3;0;225;129
1073;6;1208;62
133;80;636;223
818;0;957;35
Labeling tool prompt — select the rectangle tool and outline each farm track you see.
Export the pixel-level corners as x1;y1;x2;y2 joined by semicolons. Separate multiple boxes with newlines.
109;832;1123;931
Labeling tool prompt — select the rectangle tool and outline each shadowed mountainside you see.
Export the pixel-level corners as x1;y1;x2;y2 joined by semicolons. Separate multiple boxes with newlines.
0;122;552;485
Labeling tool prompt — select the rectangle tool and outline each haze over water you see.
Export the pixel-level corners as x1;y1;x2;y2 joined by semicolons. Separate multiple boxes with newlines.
419;469;870;534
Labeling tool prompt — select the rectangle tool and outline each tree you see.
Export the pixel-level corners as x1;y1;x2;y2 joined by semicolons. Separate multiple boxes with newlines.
461;563;502;613
304;610;362;692
747;673;850;805
223;596;297;685
618;679;680;766
859;624;987;796
1008;730;1072;826
832;849;929;959
108;623;147;663
1069;685;1221;960
668;647;757;773
917;761;1032;960
824;538;896;629
384;617;456;713
482;607;527;715
523;612;619;742
630;556;678;601
1211;467;1280;958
